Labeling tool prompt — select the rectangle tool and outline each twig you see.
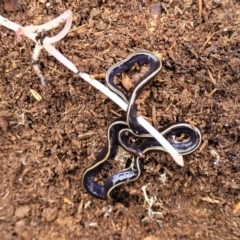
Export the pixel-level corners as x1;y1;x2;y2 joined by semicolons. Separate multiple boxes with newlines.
32;44;45;86
198;0;202;23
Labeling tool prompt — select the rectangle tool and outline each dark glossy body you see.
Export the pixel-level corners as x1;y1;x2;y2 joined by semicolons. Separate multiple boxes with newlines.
82;52;202;200
106;51;162;135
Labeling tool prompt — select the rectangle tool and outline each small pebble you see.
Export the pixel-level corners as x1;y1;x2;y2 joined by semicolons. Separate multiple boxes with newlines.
0;116;9;132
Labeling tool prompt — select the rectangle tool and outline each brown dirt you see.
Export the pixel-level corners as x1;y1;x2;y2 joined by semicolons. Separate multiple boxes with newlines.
0;0;240;239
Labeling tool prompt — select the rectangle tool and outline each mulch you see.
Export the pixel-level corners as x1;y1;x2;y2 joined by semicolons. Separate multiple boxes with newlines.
0;0;239;239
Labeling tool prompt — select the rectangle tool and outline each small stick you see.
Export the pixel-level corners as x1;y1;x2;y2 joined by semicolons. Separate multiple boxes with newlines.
151;103;158;129
207;68;216;85
110;109;122;117
77;132;95;140
198;0;202;23
32;44;46;86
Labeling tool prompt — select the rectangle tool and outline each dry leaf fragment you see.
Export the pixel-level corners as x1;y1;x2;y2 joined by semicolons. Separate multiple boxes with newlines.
30;89;42;101
201;196;219;204
121;73;133;91
143;235;159;240
90;73;105;79
209;149;220;165
233;202;240;214
63;197;74;205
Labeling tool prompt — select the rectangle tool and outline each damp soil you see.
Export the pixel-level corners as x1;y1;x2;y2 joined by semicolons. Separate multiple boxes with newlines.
0;0;240;239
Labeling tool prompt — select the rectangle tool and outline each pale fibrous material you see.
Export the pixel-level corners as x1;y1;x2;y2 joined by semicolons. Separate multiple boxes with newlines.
0;10;183;166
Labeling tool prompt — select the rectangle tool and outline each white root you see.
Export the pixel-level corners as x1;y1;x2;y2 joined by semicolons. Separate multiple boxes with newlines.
17;9;72;37
0;10;183;166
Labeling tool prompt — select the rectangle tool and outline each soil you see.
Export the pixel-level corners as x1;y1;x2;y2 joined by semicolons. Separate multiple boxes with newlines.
0;0;240;239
